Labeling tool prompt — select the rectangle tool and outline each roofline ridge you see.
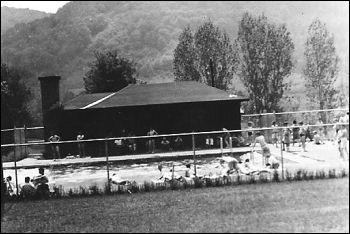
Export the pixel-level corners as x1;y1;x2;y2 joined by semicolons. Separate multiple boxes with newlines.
80;92;117;109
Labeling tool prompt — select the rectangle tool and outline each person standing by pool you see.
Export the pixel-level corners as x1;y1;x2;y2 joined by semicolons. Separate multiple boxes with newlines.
299;122;307;152
337;124;349;161
246;122;254;146
251;131;271;165
174;136;184;151
77;132;85;157
292;120;300;146
49;132;61;160
160;137;170;152
282;122;291;152
147;127;158;153
271;121;279;148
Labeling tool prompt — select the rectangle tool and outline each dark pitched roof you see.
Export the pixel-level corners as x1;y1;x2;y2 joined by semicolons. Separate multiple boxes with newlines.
62;81;248;110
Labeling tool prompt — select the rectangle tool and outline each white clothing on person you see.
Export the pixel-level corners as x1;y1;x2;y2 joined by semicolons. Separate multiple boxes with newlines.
206;137;214;146
253;135;271;159
254;135;267;148
237;162;250;174
339;115;349;123
185;168;196;178
110;173;129;185
77;134;84;140
6;180;17;196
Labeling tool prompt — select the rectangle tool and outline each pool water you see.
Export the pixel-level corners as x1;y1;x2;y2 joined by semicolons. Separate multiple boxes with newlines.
3;152;277;192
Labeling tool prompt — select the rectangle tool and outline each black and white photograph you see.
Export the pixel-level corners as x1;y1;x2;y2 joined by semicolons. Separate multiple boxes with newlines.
1;1;349;233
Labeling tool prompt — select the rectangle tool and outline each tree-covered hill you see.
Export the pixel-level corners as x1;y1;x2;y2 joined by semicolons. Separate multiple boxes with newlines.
1;6;50;35
1;1;348;115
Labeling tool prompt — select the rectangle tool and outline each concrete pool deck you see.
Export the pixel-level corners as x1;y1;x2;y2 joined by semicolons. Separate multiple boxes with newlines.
3;147;251;169
3;141;349;172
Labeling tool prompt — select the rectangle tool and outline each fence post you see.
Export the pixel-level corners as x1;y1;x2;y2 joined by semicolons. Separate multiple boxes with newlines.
13;127;19;197
105;139;110;194
280;130;284;181
192;134;197;176
229;136;233;156
24;125;28;157
1;146;4;221
220;137;223;157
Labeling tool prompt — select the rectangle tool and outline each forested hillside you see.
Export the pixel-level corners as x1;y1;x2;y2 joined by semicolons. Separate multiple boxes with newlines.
1;6;50;34
1;1;348;123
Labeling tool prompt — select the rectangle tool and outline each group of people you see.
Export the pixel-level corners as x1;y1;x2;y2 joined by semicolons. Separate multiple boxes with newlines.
153;153;279;185
48;131;87;159
114;128;184;154
4;167;50;200
268;112;349;157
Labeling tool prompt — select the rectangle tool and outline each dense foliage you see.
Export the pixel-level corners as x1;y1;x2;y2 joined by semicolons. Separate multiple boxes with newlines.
1;63;32;129
236;13;294;113
304;19;340;110
1;6;49;35
173;21;237;90
83;50;137;93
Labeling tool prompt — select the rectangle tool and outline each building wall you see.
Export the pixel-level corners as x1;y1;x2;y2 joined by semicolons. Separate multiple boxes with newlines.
54;100;242;157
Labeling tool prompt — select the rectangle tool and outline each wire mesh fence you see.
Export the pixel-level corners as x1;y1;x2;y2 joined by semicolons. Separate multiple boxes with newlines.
241;108;349;143
2;121;349;200
1;108;349;201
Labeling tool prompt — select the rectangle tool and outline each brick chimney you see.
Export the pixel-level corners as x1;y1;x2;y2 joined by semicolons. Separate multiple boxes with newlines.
38;76;61;142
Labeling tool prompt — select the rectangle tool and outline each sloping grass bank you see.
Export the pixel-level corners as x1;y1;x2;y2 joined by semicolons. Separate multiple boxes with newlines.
51;167;349;198
2;177;349;233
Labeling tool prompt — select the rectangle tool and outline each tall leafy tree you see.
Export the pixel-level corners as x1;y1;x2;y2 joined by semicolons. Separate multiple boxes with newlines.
236;13;294;113
83;50;137;93
173;26;200;82
173;20;237;90
1;63;32;130
304;19;340;110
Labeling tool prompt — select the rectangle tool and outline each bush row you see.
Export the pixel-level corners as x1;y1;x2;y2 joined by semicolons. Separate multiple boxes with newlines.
46;167;348;199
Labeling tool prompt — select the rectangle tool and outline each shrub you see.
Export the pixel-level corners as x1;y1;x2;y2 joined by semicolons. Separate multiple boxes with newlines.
307;171;315;180
68;188;74;197
236;174;242;185
170;180;181;190
328;169;336;178
79;186;88;196
52;185;63;198
340;169;347;178
143;181;153;192
249;175;256;184
89;185;101;196
273;170;280;182
315;170;326;179
259;173;269;183
295;170;303;181
285;170;293;181
302;170;308;180
103;182;111;195
130;182;140;193
194;177;204;188
214;177;224;186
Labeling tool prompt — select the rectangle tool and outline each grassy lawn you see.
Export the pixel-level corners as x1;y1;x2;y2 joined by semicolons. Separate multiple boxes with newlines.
2;178;349;233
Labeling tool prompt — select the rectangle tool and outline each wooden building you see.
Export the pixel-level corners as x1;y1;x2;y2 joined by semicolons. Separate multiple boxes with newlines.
39;76;248;157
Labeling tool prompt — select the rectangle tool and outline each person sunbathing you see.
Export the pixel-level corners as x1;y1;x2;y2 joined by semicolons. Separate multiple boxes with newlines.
185;164;196;178
110;173;130;186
